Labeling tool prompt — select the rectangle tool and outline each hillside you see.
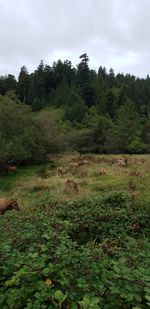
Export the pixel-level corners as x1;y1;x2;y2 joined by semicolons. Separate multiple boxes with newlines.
1;54;150;158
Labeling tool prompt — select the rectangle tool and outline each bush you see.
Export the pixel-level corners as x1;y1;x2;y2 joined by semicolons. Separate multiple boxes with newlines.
0;95;66;166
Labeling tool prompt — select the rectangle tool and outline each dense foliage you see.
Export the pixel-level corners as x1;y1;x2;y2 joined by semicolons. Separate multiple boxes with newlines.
0;192;150;308
1;53;150;161
0;94;67;169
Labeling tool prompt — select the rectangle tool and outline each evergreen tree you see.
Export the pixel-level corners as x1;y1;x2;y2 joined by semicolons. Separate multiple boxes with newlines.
96;67;108;114
35;60;46;101
64;91;87;123
77;53;95;107
0;74;17;95
44;65;53;95
105;90;116;118
0;76;7;95
18;66;29;103
108;68;115;88
114;99;142;152
27;74;37;105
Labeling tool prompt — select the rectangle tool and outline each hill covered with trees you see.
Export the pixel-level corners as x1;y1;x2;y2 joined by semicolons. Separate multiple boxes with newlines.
1;53;150;165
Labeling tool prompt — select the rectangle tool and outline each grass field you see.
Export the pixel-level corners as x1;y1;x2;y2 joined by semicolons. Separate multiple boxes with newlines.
0;154;150;308
0;153;150;207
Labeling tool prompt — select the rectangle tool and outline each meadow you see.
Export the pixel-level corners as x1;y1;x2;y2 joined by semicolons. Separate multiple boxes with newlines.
0;153;150;205
0;154;150;308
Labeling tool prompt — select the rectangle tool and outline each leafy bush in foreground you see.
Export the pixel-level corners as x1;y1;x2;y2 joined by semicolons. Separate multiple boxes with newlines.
0;193;150;308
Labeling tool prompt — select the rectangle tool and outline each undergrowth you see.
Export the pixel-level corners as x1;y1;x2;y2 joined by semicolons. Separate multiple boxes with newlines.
0;192;150;308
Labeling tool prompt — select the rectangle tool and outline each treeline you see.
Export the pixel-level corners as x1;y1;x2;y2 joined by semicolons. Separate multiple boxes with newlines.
0;53;150;161
1;53;150;116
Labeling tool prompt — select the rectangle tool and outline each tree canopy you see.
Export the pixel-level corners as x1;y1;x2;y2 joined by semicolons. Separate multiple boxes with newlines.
1;53;150;158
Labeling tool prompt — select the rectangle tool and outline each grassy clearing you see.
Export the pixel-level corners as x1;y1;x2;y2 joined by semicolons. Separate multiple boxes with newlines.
0;153;150;206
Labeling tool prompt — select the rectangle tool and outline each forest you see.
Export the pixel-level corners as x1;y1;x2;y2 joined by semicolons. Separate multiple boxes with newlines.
1;53;150;169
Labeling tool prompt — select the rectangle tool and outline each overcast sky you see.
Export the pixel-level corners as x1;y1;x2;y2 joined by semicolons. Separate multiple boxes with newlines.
0;0;149;78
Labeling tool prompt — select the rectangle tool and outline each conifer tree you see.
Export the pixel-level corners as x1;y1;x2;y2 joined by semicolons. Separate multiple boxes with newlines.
18;66;29;103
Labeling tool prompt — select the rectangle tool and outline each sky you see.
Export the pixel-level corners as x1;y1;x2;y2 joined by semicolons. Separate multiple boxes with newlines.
0;0;150;78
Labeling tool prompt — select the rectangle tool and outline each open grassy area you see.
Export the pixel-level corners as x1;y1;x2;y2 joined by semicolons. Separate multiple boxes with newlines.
0;154;150;308
0;153;150;207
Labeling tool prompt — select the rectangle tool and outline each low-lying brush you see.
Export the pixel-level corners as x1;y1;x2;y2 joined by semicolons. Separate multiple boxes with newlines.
0;192;150;308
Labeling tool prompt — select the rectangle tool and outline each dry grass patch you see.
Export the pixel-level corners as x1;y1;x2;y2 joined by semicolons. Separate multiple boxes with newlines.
1;153;150;209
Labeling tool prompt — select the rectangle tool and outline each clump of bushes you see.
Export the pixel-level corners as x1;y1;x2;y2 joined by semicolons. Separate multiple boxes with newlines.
0;95;67;169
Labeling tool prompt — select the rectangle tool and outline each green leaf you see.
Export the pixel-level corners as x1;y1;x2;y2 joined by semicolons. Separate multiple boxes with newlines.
113;264;120;273
145;295;150;301
43;268;50;275
53;290;65;303
70;303;78;309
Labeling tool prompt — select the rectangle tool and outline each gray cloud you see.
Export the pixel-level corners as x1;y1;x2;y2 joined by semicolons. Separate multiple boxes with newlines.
0;0;149;78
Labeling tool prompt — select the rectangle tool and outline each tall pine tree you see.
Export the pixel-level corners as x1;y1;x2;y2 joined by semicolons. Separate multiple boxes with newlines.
18;66;29;104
